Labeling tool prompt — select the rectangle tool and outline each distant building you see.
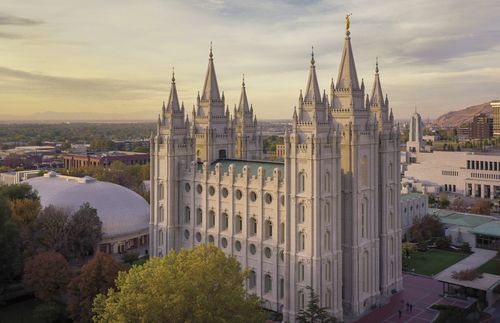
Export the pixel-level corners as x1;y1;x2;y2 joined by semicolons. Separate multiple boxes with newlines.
400;193;428;240
275;144;285;158
491;100;500;137
457;125;470;141
470;113;492;140
407;111;424;154
27;172;149;256
63;151;149;169
0;170;41;185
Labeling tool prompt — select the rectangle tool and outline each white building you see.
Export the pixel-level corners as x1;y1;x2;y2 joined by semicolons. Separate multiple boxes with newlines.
0;170;41;185
27;172;150;256
150;24;402;321
400;193;428;240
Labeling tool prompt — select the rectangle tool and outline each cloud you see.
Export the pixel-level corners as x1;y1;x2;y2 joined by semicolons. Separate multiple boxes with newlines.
0;32;23;39
0;13;43;26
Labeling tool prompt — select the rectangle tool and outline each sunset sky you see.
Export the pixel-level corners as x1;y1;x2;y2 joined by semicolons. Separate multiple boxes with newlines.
1;0;499;120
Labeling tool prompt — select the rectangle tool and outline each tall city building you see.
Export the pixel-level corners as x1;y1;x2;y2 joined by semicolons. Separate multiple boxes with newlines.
491;100;500;137
150;22;402;322
470;113;493;140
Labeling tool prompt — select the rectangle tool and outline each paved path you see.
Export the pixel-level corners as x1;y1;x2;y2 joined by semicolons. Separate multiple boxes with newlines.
434;248;496;280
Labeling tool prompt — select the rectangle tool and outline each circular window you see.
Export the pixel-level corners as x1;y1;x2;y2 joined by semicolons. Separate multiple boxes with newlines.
265;247;272;258
185;183;191;192
197;184;203;194
280;195;285;206
280;250;285;262
250;244;256;255
235;240;242;251
221;188;228;198
196;232;202;242
265;193;273;204
221;237;228;248
184;230;190;240
208;235;214;244
235;189;243;200
209;186;215;196
250;191;257;202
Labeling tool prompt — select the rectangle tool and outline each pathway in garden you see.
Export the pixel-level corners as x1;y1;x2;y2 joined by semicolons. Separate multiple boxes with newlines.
434;248;496;280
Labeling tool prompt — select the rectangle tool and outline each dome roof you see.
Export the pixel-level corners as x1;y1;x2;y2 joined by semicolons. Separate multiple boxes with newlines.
27;173;149;237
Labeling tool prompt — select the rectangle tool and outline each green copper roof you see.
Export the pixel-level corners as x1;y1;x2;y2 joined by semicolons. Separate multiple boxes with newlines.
401;193;426;201
211;159;284;177
429;208;494;228
471;221;500;238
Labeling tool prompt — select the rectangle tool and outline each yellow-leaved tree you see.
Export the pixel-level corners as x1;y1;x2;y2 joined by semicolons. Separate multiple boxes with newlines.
93;244;266;323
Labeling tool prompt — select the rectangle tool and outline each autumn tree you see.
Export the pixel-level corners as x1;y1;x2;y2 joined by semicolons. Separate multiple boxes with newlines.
34;205;71;256
296;286;337;323
9;198;41;258
68;252;125;323
93;244;265;323
68;203;103;259
0;197;22;295
23;251;71;301
0;183;38;201
471;199;491;215
410;214;444;242
438;193;450;209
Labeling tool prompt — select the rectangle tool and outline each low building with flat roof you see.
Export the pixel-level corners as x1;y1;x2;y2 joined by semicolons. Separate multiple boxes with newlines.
63;151;149;169
401;193;428;240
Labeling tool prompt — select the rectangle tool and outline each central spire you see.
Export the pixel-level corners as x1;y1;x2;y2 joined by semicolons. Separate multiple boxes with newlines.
166;67;180;111
201;42;221;101
238;74;250;112
304;46;322;103
336;28;360;90
370;57;384;107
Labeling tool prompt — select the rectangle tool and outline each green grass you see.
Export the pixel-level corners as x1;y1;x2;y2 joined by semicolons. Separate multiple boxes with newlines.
0;298;41;323
477;258;500;275
406;249;469;276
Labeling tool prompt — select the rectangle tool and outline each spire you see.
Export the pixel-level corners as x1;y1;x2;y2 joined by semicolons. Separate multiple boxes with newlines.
336;27;360;90
238;74;250;112
304;46;322;103
201;42;221;101
370;58;384;107
166;68;180;111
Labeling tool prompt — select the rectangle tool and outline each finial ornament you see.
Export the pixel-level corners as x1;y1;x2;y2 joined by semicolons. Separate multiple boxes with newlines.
345;13;352;32
375;57;379;73
242;73;245;87
209;41;213;59
172;67;175;82
311;46;315;66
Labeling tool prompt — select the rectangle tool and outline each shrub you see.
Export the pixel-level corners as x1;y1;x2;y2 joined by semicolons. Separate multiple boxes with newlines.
451;269;483;281
121;252;139;265
460;242;472;254
436;236;451;249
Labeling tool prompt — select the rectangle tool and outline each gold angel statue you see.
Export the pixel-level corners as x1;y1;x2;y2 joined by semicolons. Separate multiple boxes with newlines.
346;13;352;31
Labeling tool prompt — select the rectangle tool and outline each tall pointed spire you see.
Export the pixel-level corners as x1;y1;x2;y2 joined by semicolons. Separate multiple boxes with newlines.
166;67;180;111
370;58;384;107
304;46;322;103
201;42;221;101
238;74;250;112
336;24;360;90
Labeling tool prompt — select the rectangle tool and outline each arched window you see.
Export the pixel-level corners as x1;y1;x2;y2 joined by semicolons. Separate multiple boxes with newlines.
361;155;368;186
298;262;305;282
235;215;243;233
325;171;331;192
325;260;331;281
298;203;305;223
325;289;332;308
249;270;257;289
158;229;163;246
264;274;272;293
184;206;190;224
279;222;285;244
279;278;285;299
389;188;394;206
209;210;215;228
196;208;202;226
389;211;394;230
250;217;257;236
298;290;305;310
324;231;331;251
361;199;367;238
221;212;229;231
159;183;164;199
389;162;393;180
390;237;394;256
298;231;305;252
362;251;369;292
324;202;331;224
158;206;164;223
265;220;273;240
298;172;306;193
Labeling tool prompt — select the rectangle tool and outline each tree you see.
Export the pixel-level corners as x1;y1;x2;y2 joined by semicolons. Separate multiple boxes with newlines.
93;244;265;323
296;286;337;323
0;183;38;201
9;198;41;258
438;193;450;209
68;252;125;323
450;197;467;212
68;203;103;259
410;214;444;242
34;205;71;256
0;197;22;295
471;199;491;215
23;251;71;301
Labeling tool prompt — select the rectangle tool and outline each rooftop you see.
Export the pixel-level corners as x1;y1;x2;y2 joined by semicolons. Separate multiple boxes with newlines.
401;192;426;201
471;221;500;238
429;208;494;228
210;159;284;177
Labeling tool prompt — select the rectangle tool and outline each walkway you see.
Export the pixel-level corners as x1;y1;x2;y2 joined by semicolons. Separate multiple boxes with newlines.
434;248;496;281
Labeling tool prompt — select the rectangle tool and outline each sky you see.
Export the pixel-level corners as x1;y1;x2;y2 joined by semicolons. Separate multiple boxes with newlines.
1;0;499;120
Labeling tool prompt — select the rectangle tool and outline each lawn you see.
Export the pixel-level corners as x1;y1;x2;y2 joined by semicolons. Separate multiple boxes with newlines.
0;298;41;323
405;249;469;276
477;258;500;275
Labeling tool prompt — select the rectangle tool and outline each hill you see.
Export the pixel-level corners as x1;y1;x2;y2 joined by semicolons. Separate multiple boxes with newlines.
434;102;492;127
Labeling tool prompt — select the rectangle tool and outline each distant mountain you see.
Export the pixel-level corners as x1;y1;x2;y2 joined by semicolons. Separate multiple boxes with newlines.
434;102;492;127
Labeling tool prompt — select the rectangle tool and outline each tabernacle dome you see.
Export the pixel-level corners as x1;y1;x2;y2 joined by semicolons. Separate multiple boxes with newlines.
28;172;149;255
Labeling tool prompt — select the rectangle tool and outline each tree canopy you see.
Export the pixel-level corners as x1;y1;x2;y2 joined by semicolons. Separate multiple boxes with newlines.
296;286;337;323
93;244;265;323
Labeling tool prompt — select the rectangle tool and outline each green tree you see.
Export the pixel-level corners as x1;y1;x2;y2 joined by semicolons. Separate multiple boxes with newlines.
68;252;125;323
35;205;71;255
0;183;38;201
296;286;337;323
93;244;265;323
438;193;450;208
23;251;71;302
9;198;41;258
68;203;103;259
0;197;22;295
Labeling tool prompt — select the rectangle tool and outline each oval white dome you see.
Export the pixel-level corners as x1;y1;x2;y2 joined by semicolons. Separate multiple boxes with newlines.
27;174;150;237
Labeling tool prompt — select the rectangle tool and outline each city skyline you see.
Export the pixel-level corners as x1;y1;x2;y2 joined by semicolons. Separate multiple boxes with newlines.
1;0;499;120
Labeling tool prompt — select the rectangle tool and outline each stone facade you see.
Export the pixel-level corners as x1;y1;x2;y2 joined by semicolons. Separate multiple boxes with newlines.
150;28;402;321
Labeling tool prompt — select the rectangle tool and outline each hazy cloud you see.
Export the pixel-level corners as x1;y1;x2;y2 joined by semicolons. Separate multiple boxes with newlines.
0;13;43;26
